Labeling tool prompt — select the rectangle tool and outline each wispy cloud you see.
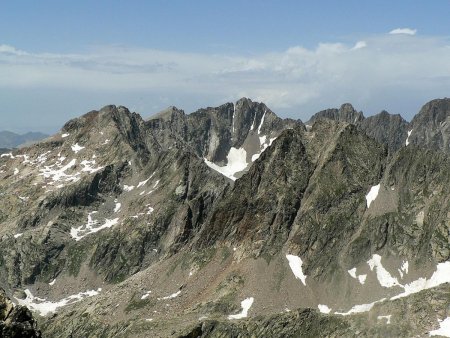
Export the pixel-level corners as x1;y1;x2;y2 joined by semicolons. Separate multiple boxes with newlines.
1;31;450;123
389;28;417;35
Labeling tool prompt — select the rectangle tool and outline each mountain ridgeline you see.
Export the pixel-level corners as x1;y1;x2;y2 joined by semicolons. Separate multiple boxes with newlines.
0;98;449;337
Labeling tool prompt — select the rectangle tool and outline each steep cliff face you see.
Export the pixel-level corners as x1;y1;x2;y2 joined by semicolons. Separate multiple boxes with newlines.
0;288;41;337
147;98;301;180
408;98;450;152
0;98;449;338
359;111;409;152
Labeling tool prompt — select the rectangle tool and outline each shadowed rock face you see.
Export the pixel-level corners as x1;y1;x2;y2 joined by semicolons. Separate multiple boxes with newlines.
0;289;41;337
408;98;450;152
359;111;409;152
146;98;301;178
307;103;364;125
0;98;450;338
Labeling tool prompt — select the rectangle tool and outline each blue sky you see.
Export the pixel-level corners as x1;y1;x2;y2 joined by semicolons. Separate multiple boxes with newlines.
1;1;450;133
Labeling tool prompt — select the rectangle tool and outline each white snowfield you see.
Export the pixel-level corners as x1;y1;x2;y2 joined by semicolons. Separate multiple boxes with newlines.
257;111;266;134
391;261;450;300
405;129;413;146
70;211;119;241
336;258;450;316
251;136;276;162
347;267;367;284
157;290;181;300
39;158;79;185
398;260;409;279
71;143;85;153
365;183;380;208
429;317;450;337
80;159;104;174
318;304;332;314
15;288;101;316
367;254;402;288
335;298;385;316
123;185;135;192
377;315;392;324
286;254;307;285
114;202;121;213
204;147;248;181
228;297;254;320
141;291;152;300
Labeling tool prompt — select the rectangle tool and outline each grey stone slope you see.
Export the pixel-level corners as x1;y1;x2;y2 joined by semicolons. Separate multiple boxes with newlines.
0;99;449;338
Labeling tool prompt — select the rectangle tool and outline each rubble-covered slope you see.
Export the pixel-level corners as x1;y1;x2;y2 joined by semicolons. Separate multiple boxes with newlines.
0;98;449;338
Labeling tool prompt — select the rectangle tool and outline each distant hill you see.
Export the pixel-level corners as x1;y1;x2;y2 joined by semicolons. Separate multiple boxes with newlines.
0;131;48;148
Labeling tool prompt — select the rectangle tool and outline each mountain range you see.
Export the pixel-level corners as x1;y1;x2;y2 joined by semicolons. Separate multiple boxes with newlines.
0;131;49;150
0;97;449;337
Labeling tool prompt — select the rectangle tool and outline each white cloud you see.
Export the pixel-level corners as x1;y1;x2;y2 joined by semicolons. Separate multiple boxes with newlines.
352;41;367;50
389;28;417;35
0;44;28;55
1;31;450;125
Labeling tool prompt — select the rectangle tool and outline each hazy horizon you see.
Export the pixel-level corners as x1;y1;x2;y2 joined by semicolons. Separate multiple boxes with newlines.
1;0;450;133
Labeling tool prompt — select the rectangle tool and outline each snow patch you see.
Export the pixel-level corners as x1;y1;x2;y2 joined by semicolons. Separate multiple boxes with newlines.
367;254;402;288
429;317;450;337
232;103;236;134
157;290;181;300
61;133;69;138
318;304;332;314
286;254;307;285
347;267;367;284
141;291;152;300
398;260;409;278
114;202;121;213
15;288;101;316
228;297;254;320
49;279;56;286
251;136;276;162
70;212;119;241
377;315;392;324
204;147;247;181
39;158;79;185
137;178;150;188
405;129;413;146
80;160;103;174
123;185;135;192
257;111;266;134
71;143;85;153
14;233;23;239
348;268;357;279
366;184;380;208
358;274;367;284
391;261;450;300
335;298;385;316
250;114;257;130
13;168;19;175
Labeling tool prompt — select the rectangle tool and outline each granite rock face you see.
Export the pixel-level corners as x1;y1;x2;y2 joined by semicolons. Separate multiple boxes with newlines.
408;98;450;152
0;98;449;338
0;288;41;338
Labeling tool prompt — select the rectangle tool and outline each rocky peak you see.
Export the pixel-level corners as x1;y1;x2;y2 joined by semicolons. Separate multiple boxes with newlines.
307;103;364;125
359;110;409;152
408;98;450;152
